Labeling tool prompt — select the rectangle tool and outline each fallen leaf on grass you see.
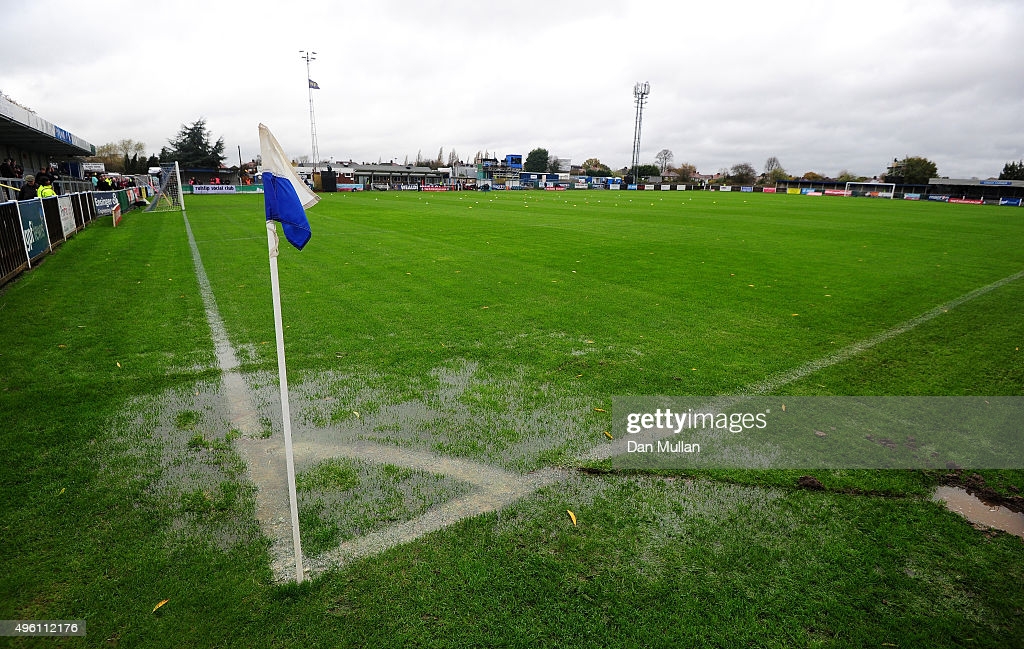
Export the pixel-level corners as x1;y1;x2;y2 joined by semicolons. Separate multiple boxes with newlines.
116;362;121;368
604;431;613;439
352;411;360;418
781;404;786;412
567;510;577;526
594;408;606;412
152;599;169;613
814;430;827;437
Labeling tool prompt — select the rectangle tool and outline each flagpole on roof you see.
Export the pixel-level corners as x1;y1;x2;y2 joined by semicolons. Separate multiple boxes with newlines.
300;50;320;177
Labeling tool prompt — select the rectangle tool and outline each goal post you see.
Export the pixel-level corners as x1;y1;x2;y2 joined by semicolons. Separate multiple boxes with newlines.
146;161;185;212
844;181;896;199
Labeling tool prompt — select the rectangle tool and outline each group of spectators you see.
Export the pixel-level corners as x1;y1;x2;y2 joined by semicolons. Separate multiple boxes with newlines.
91;173;137;191
15;173;57;200
1;157;25;179
3;157;143;200
3;157;60;199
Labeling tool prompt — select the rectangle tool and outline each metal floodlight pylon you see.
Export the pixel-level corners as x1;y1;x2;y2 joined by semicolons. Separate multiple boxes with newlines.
631;82;650;183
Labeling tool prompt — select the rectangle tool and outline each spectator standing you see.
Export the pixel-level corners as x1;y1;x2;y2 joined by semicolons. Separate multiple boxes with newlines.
36;175;57;198
0;158;14;178
17;175;38;200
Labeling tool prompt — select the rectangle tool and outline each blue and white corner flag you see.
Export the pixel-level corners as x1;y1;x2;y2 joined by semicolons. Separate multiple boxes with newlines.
259;123;319;250
308;79;320;89
259;122;320;583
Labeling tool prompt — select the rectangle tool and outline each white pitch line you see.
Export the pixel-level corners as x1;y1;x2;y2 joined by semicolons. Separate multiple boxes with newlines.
586;267;1024;461
183;211;297;576
183;211;568;581
743;268;1024;396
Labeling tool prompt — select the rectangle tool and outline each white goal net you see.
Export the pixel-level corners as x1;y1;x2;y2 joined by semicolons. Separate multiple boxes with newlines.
146;161;185;212
844;181;896;199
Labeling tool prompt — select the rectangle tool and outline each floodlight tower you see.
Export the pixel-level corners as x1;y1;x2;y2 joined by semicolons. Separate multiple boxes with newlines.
300;49;320;174
630;81;650;182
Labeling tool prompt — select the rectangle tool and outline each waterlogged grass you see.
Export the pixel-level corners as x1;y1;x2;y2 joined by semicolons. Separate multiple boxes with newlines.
296;458;472;556
0;192;1022;646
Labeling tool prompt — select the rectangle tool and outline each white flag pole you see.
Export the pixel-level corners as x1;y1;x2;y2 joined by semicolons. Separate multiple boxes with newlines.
267;220;304;583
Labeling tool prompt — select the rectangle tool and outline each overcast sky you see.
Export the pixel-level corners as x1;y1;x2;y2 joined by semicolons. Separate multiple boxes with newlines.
4;0;1022;179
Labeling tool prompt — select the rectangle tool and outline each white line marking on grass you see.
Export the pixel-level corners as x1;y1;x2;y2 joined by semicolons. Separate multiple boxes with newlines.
184;212;296;573
586;268;1024;461
744;268;1024;396
182;211;241;373
294;441;565;576
183;211;567;581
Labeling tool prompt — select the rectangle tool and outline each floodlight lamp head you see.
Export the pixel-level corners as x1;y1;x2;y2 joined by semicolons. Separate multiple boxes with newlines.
633;81;650;99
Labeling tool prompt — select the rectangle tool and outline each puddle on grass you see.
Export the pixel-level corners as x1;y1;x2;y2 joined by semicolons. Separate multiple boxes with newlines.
933;486;1024;539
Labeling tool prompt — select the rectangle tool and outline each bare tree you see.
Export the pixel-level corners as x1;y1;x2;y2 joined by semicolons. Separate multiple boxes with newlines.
763;156;789;183
655;149;674;173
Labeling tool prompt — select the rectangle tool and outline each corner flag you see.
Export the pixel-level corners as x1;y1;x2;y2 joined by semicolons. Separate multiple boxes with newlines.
258;123;319;583
259;123;319;250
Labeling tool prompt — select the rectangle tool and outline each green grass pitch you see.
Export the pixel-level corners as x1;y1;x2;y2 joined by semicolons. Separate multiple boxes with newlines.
1;189;1022;647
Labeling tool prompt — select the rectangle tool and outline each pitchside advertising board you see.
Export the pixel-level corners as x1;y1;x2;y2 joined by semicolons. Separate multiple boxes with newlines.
57;196;76;237
92;192;119;215
18;199;49;262
191;185;237;194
